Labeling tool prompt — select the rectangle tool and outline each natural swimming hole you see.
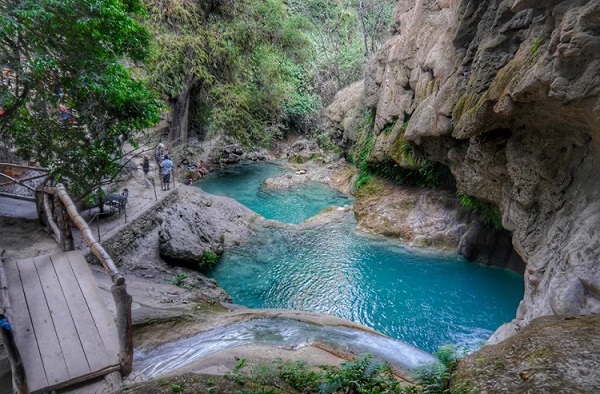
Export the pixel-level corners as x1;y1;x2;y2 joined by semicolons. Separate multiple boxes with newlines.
200;162;524;354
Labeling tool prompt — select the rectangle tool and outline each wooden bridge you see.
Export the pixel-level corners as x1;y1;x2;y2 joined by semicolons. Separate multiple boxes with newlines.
0;173;132;394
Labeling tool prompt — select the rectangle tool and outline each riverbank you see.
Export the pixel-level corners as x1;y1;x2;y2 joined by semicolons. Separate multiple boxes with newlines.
1;149;597;394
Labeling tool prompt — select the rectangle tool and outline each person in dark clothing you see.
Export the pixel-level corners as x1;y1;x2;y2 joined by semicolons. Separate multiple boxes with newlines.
177;157;191;168
142;156;151;188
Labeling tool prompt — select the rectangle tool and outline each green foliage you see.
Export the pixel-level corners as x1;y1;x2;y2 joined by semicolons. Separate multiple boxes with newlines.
458;194;503;230
170;272;188;287
414;346;465;394
199;250;219;271
1;0;161;198
352;109;376;192
170;383;183;393
355;172;374;191
319;354;403;393
144;0;321;147
349;107;453;191
144;0;396;147
382;121;396;135
314;131;341;154
402;121;410;133
531;38;542;56
363;158;453;190
227;354;418;394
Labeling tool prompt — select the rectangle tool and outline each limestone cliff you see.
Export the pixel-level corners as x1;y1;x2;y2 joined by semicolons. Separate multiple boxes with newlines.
325;0;600;341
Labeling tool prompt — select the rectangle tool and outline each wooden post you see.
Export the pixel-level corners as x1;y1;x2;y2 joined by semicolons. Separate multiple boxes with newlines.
151;178;158;201
35;186;45;227
53;194;71;251
0;263;29;394
63;210;74;251
47;184;134;374
111;283;132;375
43;193;61;244
96;215;102;242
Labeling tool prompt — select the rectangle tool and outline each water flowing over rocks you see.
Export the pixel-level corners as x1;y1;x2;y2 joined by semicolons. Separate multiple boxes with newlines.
324;0;600;342
157;186;261;268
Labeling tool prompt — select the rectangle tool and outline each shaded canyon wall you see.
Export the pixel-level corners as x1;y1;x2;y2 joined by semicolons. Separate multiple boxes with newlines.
325;0;600;342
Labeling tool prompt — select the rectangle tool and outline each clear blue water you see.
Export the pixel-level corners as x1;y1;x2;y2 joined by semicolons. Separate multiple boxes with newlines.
199;161;352;224
200;162;524;354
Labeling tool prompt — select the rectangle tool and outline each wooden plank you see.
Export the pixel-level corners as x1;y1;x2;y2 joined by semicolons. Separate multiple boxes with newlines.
51;253;110;371
64;251;120;365
4;259;49;391
34;255;90;378
32;364;121;394
17;256;69;388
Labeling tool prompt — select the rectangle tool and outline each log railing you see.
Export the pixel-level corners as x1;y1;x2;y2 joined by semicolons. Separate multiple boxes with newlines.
39;184;133;374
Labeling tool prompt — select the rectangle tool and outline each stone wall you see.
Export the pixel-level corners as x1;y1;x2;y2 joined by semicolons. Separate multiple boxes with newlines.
325;0;600;341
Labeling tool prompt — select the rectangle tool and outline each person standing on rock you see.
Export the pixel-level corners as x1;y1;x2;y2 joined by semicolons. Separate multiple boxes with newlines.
160;154;173;191
142;156;151;189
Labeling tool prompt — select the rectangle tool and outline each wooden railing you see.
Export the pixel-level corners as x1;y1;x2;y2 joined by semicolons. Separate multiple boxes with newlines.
40;184;133;374
0;162;49;202
0;178;133;394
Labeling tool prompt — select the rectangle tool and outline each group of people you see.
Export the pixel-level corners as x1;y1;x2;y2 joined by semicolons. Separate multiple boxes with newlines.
141;143;209;191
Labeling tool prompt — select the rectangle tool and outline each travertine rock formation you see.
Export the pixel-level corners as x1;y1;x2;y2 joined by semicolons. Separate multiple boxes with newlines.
451;315;600;393
158;187;260;267
325;0;600;341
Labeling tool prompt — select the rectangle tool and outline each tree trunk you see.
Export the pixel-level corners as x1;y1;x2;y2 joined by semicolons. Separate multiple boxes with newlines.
169;82;192;145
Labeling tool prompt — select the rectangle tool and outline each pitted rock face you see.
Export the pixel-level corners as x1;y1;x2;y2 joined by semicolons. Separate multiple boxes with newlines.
157;187;260;268
452;315;600;393
324;0;600;342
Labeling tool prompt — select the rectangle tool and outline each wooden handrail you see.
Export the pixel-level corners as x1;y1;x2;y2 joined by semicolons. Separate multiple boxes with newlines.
0;163;49;203
45;184;124;285
41;183;132;373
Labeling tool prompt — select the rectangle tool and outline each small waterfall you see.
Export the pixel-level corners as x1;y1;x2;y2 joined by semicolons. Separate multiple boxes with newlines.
135;317;436;378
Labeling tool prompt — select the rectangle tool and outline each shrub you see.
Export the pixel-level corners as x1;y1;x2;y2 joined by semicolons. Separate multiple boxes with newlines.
320;354;403;393
531;38;542;56
226;354;421;393
170;272;188;287
458;194;502;230
366;159;453;190
199;250;219;271
415;345;464;394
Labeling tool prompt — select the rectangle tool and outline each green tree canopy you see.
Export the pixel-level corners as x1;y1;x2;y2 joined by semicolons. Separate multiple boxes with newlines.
142;0;395;148
0;0;161;197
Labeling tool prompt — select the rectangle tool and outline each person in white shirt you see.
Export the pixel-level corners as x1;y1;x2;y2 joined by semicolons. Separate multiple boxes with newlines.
160;154;173;190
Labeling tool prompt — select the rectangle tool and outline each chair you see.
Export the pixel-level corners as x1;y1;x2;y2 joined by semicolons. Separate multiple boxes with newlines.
104;188;129;215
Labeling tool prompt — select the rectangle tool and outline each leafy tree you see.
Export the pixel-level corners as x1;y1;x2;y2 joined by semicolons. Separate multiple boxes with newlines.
142;0;395;149
0;0;161;197
144;0;316;147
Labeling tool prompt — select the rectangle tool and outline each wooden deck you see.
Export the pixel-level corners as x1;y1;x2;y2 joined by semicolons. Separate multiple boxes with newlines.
3;250;120;393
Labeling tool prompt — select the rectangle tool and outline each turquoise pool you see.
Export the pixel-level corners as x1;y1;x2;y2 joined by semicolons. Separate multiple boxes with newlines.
200;162;524;353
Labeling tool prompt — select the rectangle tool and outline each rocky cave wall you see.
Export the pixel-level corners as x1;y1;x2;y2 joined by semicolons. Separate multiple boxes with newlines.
325;0;600;342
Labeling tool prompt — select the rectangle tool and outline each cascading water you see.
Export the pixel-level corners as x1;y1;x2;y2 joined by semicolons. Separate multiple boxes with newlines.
134;318;436;378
